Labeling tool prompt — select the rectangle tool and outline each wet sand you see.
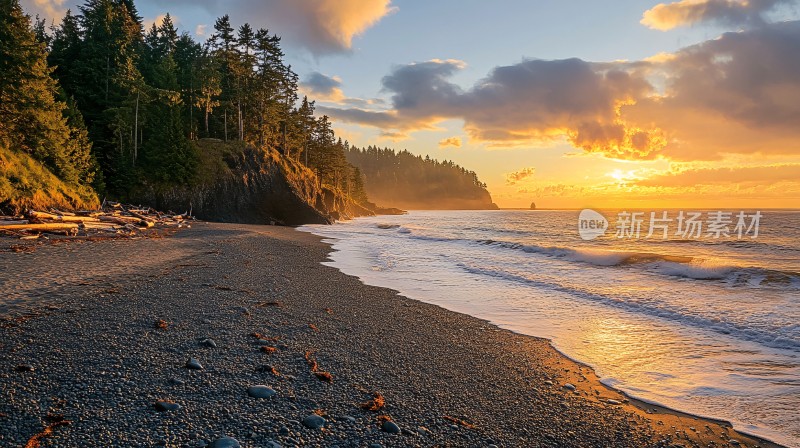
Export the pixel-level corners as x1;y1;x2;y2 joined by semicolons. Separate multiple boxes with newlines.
0;222;784;447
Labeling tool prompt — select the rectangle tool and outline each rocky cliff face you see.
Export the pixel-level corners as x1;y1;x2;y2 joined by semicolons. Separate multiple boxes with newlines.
135;143;374;226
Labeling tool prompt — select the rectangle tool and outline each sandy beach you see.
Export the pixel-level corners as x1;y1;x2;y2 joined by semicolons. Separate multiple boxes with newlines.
0;223;783;447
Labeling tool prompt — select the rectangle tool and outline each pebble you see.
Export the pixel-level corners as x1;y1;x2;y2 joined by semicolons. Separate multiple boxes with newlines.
202;319;212;324
343;415;356;423
169;377;185;386
606;399;621;405
278;426;290;436
563;383;576;391
210;437;240;448
154;401;182;412
728;440;741;446
302;414;326;429
369;444;383;448
382;421;401;434
246;385;276;399
186;358;204;370
200;338;217;348
265;441;281;448
14;364;34;372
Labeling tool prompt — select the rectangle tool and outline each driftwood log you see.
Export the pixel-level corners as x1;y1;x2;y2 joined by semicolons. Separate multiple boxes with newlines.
0;222;79;232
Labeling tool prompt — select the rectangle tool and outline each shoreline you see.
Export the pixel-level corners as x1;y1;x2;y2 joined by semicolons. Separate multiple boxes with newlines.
0;222;786;447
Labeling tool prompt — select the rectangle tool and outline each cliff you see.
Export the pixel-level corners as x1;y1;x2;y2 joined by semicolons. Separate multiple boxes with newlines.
132;140;374;225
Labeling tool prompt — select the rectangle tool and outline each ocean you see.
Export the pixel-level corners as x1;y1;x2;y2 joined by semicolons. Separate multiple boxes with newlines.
300;210;800;447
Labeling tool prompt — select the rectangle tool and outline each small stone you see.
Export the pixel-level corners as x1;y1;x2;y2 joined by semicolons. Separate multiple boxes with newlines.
543;380;554;386
14;364;34;372
246;385;276;399
606;399;621;405
302;414;326;429
265;441;281;448
563;383;576;391
169;377;185;386
209;437;240;448
202;319;212;324
728;440;741;446
186;358;204;370
154;401;182;412
369;444;383;448
278;426;290;436
343;415;356;423
382;421;401;434
200;338;217;348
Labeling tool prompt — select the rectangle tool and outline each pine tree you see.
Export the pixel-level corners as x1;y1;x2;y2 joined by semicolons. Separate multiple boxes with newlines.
49;9;83;96
76;0;145;193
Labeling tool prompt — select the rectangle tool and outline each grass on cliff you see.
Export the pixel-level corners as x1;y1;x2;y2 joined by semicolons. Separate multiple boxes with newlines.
0;144;99;213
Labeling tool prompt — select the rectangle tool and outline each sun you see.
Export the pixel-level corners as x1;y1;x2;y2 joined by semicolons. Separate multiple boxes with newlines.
607;169;640;184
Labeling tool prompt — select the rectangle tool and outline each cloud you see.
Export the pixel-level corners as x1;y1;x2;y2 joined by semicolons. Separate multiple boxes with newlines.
438;137;462;148
300;72;345;101
195;24;207;36
636;164;800;187
622;20;800;160
378;131;408;141
505;167;536;185
20;0;69;22
322;57;665;159
183;0;396;55
641;0;795;31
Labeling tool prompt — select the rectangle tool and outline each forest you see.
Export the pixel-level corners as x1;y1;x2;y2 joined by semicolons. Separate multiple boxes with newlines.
0;0;494;216
346;147;496;210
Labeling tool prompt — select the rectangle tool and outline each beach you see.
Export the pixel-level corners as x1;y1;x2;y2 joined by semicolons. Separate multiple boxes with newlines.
0;222;782;447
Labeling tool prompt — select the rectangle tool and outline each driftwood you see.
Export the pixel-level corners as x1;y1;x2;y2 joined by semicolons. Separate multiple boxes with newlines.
27;211;100;223
99;215;153;227
0;223;79;232
0;202;193;239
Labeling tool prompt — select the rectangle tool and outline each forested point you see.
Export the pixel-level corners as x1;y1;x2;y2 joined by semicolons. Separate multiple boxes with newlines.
346;147;497;210
0;0;494;216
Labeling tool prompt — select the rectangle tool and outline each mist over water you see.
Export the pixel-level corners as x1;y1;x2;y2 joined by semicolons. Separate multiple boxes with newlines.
301;210;800;447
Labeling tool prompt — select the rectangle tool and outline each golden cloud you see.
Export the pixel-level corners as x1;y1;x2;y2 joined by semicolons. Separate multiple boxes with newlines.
438;137;462;148
641;0;789;31
505;167;536;185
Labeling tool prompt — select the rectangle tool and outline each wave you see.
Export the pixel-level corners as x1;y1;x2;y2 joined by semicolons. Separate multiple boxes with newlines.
398;231;800;286
374;224;800;287
458;263;800;352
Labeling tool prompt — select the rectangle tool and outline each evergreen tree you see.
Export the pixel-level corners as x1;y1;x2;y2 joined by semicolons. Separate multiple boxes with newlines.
76;0;145;193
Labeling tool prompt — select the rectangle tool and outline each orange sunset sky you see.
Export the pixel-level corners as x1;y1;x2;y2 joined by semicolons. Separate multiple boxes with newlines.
21;0;800;209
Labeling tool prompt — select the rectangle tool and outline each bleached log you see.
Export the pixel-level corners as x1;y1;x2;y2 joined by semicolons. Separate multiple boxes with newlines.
0;223;79;232
27;210;100;223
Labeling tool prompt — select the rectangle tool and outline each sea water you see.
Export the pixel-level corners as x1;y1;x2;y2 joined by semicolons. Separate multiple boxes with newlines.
300;210;800;447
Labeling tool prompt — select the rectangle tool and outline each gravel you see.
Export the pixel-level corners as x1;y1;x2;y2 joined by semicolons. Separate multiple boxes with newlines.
0;223;778;448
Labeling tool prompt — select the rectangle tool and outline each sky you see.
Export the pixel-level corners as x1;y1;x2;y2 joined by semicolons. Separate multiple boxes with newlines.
22;0;800;209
